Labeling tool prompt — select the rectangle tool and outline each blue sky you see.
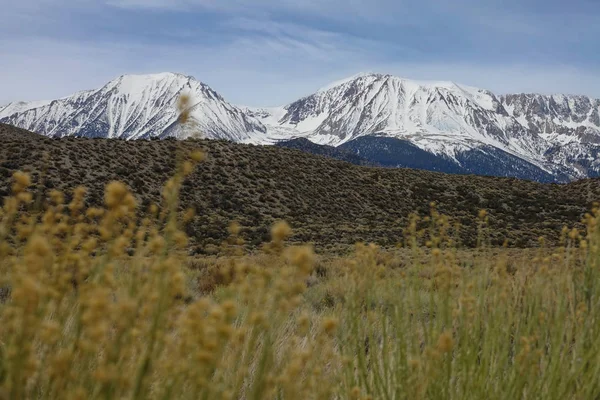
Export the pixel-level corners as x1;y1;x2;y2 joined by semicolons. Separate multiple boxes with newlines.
1;0;599;106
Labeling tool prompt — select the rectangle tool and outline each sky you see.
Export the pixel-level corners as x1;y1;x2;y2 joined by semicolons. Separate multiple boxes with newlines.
1;0;599;106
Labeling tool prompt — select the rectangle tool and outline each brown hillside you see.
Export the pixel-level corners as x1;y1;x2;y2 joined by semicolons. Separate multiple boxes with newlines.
0;123;597;251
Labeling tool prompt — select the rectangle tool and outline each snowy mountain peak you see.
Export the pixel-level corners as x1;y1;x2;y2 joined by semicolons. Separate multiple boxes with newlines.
259;73;507;150
248;72;600;180
3;71;600;181
0;73;265;141
316;72;482;96
317;72;389;92
107;72;206;93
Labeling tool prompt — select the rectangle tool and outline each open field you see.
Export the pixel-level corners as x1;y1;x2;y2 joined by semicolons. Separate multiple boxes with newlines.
2;142;600;399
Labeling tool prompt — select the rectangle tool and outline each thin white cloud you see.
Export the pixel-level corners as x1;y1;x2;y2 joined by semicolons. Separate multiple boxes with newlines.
106;0;406;23
2;34;599;109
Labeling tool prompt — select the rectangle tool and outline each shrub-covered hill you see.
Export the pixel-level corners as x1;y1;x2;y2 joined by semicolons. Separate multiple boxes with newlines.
275;138;375;166
0;123;597;251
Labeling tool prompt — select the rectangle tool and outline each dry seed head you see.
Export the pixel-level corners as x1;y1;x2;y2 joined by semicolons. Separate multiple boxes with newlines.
183;207;196;223
322;317;339;335
250;312;266;327
86;207;104;219
217;324;233;339
178;93;192;124
17;192;33;204
297;312;310;335
221;300;237;317
12;171;31;193
3;197;18;215
234;328;247;344
149;236;166;253
437;331;454;353
174;231;189;248
27;235;52;258
209;305;225;321
13;171;31;187
104;181;130;209
196;351;215;365
110;236;129;257
182;160;195;176
190;150;205;162
271;220;292;242
171;270;186;297
73;185;87;197
40;320;61;345
569;228;579;240
229;221;241;236
287;245;315;273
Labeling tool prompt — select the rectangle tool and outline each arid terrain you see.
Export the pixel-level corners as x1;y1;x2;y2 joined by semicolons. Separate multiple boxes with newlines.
3;122;600;399
1;123;598;252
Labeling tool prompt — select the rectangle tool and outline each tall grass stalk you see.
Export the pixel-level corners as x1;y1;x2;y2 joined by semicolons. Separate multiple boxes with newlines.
1;156;600;399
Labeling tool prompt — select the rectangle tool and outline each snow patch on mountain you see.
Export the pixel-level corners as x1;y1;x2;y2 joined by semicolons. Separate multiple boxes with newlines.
0;100;53;119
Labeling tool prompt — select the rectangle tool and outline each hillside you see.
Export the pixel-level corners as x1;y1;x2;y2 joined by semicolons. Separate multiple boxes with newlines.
0;123;596;251
275;138;375;166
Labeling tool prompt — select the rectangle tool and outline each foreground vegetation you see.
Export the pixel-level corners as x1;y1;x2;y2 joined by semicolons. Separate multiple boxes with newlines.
2;149;600;399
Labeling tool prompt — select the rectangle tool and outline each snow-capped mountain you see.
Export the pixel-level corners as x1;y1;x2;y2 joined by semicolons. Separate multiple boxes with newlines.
3;71;600;182
0;73;265;141
248;73;600;181
0;100;52;120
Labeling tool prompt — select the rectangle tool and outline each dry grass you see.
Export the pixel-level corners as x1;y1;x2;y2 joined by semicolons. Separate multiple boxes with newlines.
2;146;600;399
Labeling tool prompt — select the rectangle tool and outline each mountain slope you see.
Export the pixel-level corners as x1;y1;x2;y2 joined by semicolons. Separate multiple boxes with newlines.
0;100;53;119
252;73;542;154
279;136;559;182
339;136;467;173
275;138;375;166
252;73;600;181
0;73;266;141
501;93;600;144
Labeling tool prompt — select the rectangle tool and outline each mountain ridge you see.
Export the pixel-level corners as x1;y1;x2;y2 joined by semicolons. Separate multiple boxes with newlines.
2;72;600;182
0;72;266;142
